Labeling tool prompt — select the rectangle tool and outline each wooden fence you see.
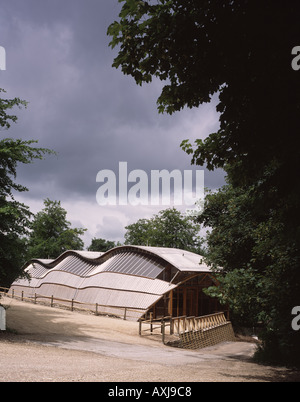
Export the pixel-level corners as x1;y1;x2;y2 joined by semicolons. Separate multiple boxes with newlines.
171;312;227;334
0;287;144;321
139;312;234;346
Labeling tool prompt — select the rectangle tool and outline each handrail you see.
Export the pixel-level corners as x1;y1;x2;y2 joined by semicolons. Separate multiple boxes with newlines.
138;312;229;344
171;312;227;335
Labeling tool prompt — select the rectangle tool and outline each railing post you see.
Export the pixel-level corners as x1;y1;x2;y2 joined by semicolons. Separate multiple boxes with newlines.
51;295;54;307
34;293;37;304
162;320;165;344
123;307;127;320
21;291;24;301
71;299;74;311
12;289;14;299
150;312;153;333
139;319;142;336
95;303;98;316
170;317;173;335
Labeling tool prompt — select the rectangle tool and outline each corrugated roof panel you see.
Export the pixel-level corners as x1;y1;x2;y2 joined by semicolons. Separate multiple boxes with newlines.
88;256;116;275
105;252;128;272
37;283;77;301
132;246;209;272
80;272;176;295
9;284;35;299
27;263;50;279
52;255;95;277
69;250;103;259
35;270;83;288
75;287;161;310
82;252;165;279
101;252;164;279
13;276;31;287
105;290;159;310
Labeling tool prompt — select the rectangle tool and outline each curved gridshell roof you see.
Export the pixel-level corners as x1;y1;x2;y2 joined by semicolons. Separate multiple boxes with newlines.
10;246;211;321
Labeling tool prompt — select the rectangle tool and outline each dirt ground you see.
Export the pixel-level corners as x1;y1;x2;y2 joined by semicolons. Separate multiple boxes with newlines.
0;296;299;382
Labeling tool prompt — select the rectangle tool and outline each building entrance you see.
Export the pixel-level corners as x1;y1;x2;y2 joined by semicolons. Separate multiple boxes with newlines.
149;273;225;319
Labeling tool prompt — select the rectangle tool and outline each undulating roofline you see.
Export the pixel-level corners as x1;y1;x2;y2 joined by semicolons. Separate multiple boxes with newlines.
10;246;213;321
25;245;209;273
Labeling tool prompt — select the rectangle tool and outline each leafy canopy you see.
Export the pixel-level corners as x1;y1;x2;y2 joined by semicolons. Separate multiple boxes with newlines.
88;238;121;252
0;88;27;129
125;207;206;255
0;89;54;286
26;199;86;260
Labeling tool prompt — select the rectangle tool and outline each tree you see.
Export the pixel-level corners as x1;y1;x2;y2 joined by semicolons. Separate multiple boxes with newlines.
88;238;120;252
108;1;300;365
201;182;300;365
0;88;27;129
199;183;278;325
124;218;153;246
26;199;86;259
0;89;53;287
125;207;206;254
0;192;31;287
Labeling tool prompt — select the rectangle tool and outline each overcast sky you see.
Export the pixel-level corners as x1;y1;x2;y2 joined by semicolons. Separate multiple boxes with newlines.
0;0;225;247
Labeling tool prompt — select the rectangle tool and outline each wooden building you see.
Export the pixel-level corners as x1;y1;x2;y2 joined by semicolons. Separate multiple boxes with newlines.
9;246;224;321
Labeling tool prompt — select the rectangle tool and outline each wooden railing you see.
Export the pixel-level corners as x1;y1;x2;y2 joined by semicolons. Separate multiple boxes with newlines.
171;312;227;335
139;312;228;344
0;286;144;321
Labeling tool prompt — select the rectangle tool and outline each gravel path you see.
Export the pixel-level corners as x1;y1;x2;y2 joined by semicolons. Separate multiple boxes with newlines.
0;297;299;382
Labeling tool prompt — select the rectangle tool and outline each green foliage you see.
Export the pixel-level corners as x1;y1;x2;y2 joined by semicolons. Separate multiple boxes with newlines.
124;218;150;247
125;207;206;254
0;90;54;286
0;209;29;287
0;138;54;197
0;88;28;129
88;238;121;252
204;268;266;327
199;182;300;366
26;199;86;259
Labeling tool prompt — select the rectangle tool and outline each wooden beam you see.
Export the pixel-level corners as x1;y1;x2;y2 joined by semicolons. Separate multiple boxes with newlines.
168;290;173;317
183;287;187;316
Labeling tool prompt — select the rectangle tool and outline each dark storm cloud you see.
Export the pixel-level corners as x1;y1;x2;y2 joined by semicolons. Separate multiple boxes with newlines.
0;0;225;243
